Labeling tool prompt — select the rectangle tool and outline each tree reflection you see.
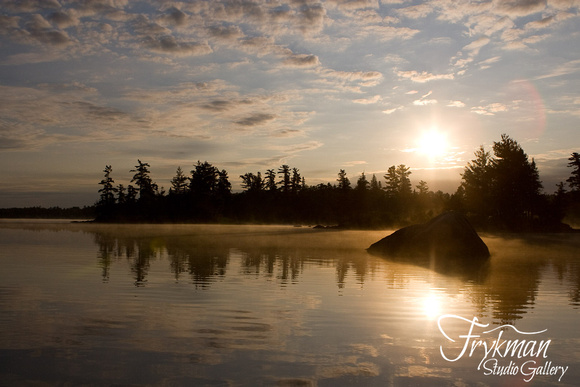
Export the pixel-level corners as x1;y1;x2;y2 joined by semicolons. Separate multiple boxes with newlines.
88;226;580;325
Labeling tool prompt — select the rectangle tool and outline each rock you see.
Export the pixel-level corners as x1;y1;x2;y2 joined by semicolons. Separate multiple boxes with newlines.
367;211;490;260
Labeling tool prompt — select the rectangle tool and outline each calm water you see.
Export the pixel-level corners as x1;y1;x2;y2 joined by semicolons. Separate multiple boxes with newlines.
1;221;579;386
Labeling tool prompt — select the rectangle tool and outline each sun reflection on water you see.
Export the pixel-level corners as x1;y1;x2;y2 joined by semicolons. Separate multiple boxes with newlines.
422;291;443;320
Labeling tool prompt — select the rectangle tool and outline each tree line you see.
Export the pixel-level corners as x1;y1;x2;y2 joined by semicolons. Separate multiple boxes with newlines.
96;134;580;231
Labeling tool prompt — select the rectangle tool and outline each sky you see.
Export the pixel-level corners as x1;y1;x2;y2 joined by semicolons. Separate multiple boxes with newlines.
0;0;579;208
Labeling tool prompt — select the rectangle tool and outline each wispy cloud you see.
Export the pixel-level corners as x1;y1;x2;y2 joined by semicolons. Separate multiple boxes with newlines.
396;70;454;83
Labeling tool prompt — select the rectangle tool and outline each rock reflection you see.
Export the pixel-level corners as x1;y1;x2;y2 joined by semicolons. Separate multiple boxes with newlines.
88;226;580;326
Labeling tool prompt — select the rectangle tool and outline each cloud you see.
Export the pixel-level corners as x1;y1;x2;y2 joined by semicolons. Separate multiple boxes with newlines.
362;25;420;41
495;0;547;17
0;0;60;12
463;36;490;54
283;54;321;67
412;90;438;105
157;7;188;27
319;69;383;86
396;70;455;83
327;0;380;11
46;11;79;28
478;55;501;69
413;98;438;106
22;14;72;46
382;106;403;114
142;35;213;56
447;100;466;108
235;113;277;127
525;15;557;30
353;95;382;104
277;140;323;154
534;59;580;80
471;102;508;115
207;24;244;40
296;3;327;34
394;3;434;19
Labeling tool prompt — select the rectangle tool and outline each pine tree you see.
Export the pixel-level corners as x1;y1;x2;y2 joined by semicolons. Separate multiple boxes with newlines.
396;164;412;197
567;152;580;192
170;166;189;195
190;161;218;196
491;134;542;223
337;169;351;190
355;172;369;191
384;166;399;197
291;168;302;193
130;160;157;201
369;174;381;191
98;165;117;206
265;169;277;191
461;145;492;217
278;165;291;193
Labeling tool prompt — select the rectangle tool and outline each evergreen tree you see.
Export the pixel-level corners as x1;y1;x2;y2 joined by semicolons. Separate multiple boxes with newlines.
337;169;351;190
130;160;157;201
384;165;411;197
126;185;138;203
384;166;399;197
355;172;369;191
240;172;264;192
98;165;117;206
567;152;580;192
170;166;189;195
291;168;302;193
369;174;381;191
190;161;218;196
416;180;429;195
278;165;291;193
117;184;126;204
216;169;231;197
491;134;542;224
265;169;277;191
396;164;412;197
461;145;492;217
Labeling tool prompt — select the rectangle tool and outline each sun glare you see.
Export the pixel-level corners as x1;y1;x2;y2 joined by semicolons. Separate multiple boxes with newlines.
418;129;448;157
422;293;442;320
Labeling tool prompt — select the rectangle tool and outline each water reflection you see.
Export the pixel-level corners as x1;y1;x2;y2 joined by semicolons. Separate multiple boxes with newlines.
88;225;580;326
1;223;580;385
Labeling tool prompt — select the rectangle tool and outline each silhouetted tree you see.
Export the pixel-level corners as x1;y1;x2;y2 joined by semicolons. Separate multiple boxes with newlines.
240;172;264;192
369;174;381;191
491;134;542;227
396;164;412;197
416;180;429;195
216;169;231;197
190;161;218;196
278;165;291;193
384;164;411;197
460;134;543;229
170;166;189;195
567;152;580;192
355;172;369;191
126;185;138;203
98;165;117;206
130;160;157;201
384;165;398;197
461;146;493;219
291;168;302;193
337;169;351;190
117;184;126;204
265;169;277;191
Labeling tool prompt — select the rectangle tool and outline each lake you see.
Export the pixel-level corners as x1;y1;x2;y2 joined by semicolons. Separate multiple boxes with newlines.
0;221;579;386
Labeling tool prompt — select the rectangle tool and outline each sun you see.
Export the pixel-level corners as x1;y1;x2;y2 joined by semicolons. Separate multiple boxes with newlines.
417;128;448;157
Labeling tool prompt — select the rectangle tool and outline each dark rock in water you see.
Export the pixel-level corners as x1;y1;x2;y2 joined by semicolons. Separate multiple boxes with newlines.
367;212;490;259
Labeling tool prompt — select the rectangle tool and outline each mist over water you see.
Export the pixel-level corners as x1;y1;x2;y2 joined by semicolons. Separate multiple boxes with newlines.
0;222;579;386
